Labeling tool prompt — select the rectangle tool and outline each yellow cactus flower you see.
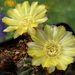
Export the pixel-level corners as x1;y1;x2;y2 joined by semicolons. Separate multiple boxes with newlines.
4;0;16;7
27;25;75;73
2;1;48;38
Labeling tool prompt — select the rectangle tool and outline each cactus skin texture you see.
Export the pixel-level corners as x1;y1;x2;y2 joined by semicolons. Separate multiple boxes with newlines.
65;63;75;75
17;58;42;75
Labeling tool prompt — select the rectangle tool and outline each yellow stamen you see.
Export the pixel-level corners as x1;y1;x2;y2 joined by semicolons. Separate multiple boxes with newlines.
44;40;61;57
19;15;34;27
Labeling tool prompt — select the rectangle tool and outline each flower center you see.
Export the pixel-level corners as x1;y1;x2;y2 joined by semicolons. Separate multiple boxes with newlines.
19;15;33;27
44;40;61;58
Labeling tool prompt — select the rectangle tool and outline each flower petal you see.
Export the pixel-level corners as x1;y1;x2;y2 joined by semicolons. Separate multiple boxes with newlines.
2;17;18;25
15;3;24;16
33;5;45;17
32;56;46;66
62;48;75;56
3;26;15;32
36;28;46;42
13;27;27;38
14;32;19;39
15;27;27;35
56;63;67;70
27;27;36;35
61;35;75;47
29;2;38;15
35;9;47;20
7;9;21;19
27;42;42;48
44;25;53;39
60;31;72;43
58;55;73;65
53;26;67;41
41;57;51;67
41;58;59;67
47;66;55;73
56;55;73;70
30;23;38;28
22;1;30;14
31;35;45;46
28;47;45;57
52;26;57;39
50;58;59;66
36;17;48;23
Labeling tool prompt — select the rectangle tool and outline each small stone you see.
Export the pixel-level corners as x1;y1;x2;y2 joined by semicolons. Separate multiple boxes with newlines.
15;51;20;55
13;56;19;60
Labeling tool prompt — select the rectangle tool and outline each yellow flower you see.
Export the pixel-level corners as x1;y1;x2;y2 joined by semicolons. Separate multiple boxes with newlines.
27;25;75;73
4;0;16;7
2;1;48;38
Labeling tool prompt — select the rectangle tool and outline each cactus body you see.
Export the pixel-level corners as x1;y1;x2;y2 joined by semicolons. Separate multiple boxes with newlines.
17;58;42;75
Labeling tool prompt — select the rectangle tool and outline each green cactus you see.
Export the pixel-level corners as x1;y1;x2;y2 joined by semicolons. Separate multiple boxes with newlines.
17;58;42;75
65;63;75;75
